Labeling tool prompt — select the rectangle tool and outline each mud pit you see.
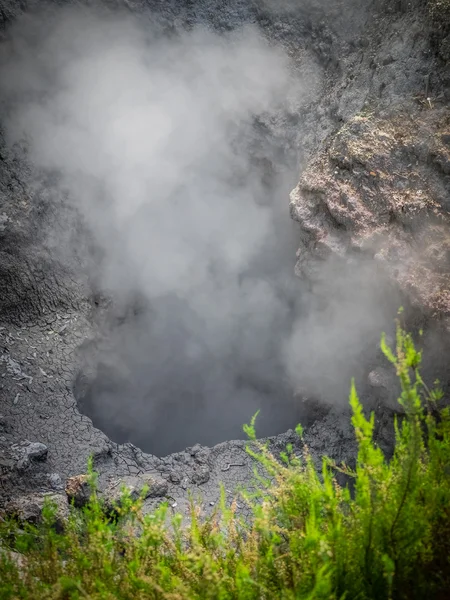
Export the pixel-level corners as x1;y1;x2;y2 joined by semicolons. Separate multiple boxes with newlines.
66;76;307;457
74;315;305;457
69;107;311;457
0;0;449;516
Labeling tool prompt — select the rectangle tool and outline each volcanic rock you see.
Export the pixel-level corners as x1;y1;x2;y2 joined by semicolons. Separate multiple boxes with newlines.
4;493;69;528
65;474;91;508
104;473;169;508
190;466;210;486
290;108;450;317
10;441;48;470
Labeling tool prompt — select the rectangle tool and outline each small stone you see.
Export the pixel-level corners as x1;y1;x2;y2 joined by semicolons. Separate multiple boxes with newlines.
178;452;191;465
48;473;63;490
169;471;181;484
190;466;210;485
66;474;91;508
368;368;390;389
193;447;210;465
24;442;48;460
104;474;168;507
104;476;143;507
190;444;202;456
11;441;48;470
142;473;169;498
5;494;69;529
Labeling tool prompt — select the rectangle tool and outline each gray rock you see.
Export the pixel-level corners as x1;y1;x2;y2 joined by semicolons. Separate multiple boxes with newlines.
24;442;48;460
47;473;63;490
5;493;69;528
104;473;169;508
190;466;210;485
191;445;211;465
142;473;169;498
368;368;390;389
169;471;181;484
104;476;144;507
10;440;48;470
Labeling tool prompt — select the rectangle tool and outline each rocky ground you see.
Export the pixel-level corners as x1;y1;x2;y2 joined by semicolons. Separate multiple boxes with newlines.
0;0;449;524
291;108;450;316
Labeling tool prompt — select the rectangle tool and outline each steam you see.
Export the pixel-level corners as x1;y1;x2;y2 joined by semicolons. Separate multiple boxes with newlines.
0;5;396;455
0;8;302;294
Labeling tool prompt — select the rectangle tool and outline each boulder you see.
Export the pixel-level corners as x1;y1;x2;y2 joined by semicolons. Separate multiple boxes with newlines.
10;440;48;470
190;466;210;485
104;473;169;508
290;109;450;317
4;493;69;529
65;474;91;508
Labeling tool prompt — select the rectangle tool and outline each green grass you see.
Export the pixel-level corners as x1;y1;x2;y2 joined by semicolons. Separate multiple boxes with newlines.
1;321;449;599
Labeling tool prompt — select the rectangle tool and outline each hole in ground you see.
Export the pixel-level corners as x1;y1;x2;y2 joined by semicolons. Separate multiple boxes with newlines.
74;295;330;457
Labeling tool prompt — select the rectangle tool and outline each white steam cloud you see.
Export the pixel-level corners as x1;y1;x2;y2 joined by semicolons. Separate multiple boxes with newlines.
1;8;301;296
0;5;395;455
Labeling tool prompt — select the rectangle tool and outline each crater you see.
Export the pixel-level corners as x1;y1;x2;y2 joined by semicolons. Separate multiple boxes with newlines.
57;12;322;457
2;0;445;484
73;297;332;456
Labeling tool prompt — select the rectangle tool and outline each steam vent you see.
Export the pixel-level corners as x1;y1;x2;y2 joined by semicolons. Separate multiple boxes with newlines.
0;0;449;521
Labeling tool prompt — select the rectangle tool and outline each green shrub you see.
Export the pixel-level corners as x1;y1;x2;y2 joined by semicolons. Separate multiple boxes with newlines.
1;322;449;599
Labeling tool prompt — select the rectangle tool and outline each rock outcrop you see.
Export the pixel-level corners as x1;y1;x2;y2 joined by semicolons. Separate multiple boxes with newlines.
291;107;450;318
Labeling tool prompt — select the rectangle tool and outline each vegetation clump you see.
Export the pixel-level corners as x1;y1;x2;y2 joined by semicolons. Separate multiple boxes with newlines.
1;323;449;599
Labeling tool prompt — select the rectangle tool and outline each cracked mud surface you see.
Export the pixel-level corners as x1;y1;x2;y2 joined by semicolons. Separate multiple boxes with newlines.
0;0;449;518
